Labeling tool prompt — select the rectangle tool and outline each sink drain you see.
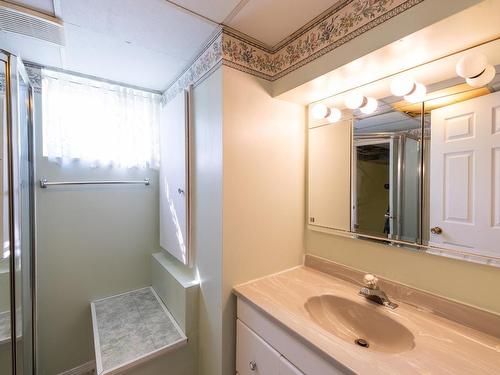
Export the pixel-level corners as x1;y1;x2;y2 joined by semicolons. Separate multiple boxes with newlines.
355;338;369;348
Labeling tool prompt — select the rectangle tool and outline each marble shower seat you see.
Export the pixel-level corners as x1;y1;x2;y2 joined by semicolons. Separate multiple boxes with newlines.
91;287;187;375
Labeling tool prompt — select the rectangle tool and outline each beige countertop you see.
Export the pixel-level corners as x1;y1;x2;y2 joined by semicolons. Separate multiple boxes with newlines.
233;265;500;375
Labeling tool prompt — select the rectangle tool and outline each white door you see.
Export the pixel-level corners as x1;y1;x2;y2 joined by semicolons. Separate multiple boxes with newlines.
430;91;500;257
308;120;351;231
159;90;190;265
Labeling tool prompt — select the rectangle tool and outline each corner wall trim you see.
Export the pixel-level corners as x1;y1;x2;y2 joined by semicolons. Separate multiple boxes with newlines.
163;0;424;103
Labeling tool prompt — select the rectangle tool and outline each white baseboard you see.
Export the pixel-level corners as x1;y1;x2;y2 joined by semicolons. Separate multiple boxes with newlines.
57;361;96;375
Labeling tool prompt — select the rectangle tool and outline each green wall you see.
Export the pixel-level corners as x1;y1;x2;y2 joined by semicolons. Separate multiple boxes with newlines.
33;82;160;374
356;160;389;234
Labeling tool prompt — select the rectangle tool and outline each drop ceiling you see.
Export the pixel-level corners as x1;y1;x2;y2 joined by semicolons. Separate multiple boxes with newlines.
1;0;339;91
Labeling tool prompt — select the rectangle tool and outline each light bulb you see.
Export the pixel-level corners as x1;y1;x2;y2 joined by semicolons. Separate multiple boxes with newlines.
404;82;427;103
456;53;487;79
311;103;330;119
360;97;378;114
326;108;342;123
466;64;496;87
345;92;366;109
390;76;415;97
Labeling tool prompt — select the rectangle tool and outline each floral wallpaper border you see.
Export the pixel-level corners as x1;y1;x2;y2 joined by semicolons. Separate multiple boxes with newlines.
163;30;223;103
0;66;41;94
164;0;425;103
26;65;42;93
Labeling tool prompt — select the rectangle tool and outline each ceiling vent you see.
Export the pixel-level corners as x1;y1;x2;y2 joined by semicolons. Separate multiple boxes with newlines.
0;0;64;46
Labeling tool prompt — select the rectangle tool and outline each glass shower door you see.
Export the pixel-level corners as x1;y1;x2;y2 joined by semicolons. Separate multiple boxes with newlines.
15;55;35;375
1;50;36;375
0;50;13;375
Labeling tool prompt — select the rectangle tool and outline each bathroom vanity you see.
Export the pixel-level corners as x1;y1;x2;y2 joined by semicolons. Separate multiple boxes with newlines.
234;256;500;375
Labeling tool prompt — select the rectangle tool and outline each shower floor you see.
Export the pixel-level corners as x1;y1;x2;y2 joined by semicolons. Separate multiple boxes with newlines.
91;287;187;374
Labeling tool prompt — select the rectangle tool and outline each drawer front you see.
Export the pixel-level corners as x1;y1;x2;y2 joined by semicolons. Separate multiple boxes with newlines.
279;356;304;375
237;319;281;375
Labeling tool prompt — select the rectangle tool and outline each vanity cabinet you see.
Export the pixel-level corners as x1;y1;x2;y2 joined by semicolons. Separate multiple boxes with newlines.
279;357;304;375
236;320;302;374
236;298;349;375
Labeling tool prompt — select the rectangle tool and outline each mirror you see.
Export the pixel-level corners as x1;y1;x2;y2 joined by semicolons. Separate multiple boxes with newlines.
307;38;500;264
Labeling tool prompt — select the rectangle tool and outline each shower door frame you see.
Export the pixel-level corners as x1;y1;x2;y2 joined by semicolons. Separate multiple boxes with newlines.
2;49;37;375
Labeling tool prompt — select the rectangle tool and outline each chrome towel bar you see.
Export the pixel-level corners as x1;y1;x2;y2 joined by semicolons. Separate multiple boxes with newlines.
39;178;150;188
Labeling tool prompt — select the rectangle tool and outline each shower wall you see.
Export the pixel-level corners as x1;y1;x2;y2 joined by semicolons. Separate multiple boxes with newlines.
32;76;161;374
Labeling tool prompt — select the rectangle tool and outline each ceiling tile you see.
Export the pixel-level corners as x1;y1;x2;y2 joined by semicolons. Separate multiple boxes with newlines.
0;31;63;67
63;23;190;90
2;0;219;90
60;0;217;61
169;0;242;23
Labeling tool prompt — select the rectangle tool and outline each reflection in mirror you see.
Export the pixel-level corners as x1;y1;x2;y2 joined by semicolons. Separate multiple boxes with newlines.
424;64;500;260
308;38;500;264
352;104;422;243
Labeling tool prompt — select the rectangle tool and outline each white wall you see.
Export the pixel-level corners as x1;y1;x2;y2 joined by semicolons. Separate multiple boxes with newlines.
221;66;305;375
191;68;224;375
188;66;306;375
34;87;161;374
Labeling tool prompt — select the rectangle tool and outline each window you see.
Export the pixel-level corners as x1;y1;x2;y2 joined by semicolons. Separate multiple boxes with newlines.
41;69;160;169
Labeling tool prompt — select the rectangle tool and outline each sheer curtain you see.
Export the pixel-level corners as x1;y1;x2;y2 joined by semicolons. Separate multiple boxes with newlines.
41;69;160;169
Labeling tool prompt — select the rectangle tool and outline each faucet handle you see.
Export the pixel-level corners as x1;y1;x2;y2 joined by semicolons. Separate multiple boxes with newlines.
363;274;379;289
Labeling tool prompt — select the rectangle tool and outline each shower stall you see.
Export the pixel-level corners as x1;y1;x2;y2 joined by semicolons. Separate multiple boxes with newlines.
0;49;36;375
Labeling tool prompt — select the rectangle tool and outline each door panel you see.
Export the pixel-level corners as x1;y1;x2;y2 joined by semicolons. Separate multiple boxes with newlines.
236;319;280;375
159;90;190;265
430;91;500;257
443;151;473;223
494;147;500;227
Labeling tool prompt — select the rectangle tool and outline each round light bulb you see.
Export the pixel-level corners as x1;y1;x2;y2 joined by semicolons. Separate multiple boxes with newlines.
404;82;427;103
311;103;330;119
390;76;415;97
345;92;366;109
466;64;496;87
360;97;378;115
326;108;342;123
456;53;488;79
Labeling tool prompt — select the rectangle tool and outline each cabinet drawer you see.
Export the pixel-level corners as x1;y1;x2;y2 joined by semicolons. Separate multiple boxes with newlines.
237;319;281;375
279;356;304;375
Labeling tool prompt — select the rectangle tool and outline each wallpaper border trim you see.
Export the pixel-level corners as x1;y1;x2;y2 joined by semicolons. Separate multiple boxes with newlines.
164;0;425;102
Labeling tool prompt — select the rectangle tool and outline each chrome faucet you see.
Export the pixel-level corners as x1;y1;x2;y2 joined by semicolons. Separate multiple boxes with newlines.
359;274;398;309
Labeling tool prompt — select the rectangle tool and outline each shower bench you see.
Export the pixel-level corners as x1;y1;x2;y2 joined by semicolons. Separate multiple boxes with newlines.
90;287;187;375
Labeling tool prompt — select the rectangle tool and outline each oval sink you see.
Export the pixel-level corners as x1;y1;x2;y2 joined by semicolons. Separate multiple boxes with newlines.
305;295;415;353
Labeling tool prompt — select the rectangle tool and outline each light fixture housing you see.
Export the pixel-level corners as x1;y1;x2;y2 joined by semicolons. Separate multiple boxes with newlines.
345;92;367;109
311;103;330;119
456;53;488;79
466;64;496;87
360;97;378;114
404;82;427;103
326;108;342;123
390;76;415;97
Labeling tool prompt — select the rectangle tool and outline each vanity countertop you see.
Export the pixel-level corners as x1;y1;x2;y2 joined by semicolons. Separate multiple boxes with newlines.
233;265;500;375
